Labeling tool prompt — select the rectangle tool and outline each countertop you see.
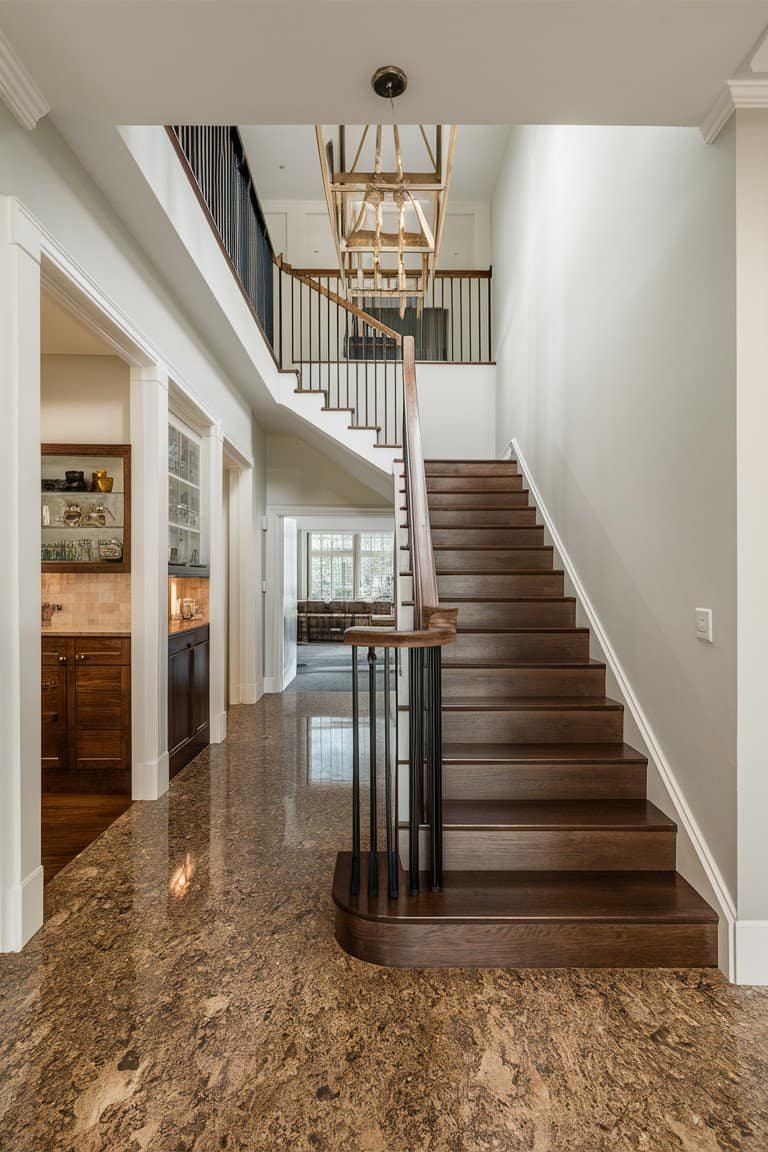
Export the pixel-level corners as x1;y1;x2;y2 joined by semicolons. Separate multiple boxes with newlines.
41;626;131;636
168;618;209;635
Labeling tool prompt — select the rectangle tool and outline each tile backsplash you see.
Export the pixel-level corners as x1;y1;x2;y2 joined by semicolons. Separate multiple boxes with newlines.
41;573;131;630
168;576;210;625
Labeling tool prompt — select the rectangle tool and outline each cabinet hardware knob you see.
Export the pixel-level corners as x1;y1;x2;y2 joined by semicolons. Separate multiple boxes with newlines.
58;655;67;664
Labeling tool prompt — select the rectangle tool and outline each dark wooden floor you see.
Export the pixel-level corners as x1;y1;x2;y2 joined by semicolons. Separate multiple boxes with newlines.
42;793;131;884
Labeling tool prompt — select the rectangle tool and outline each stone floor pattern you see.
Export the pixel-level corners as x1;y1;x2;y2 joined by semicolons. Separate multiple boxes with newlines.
2;690;768;1151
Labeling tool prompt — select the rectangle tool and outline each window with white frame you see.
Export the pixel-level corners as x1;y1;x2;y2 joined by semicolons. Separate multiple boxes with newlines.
307;530;394;601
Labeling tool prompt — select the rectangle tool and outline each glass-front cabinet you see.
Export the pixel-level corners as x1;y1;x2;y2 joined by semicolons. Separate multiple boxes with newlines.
168;416;209;576
41;444;131;573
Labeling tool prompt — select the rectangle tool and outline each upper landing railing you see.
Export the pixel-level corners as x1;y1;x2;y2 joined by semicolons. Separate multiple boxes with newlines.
167;126;492;383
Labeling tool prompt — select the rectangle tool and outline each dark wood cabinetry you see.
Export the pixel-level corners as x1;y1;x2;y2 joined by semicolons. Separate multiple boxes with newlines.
41;635;131;794
168;624;210;778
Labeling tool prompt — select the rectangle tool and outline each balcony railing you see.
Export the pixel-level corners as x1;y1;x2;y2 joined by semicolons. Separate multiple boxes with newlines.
168;126;493;377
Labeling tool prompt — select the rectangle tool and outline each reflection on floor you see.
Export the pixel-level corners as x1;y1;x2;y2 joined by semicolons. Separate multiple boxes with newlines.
2;689;768;1150
42;792;131;884
287;641;385;693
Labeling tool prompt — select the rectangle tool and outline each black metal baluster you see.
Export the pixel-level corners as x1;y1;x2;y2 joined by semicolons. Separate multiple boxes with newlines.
450;278;455;362
460;277;464;362
476;276;481;363
277;265;283;369
317;275;321;395
428;645;443;890
336;277;341;413
469;278;474;362
368;646;379;897
365;324;369;428
299;278;304;387
326;277;331;408
408;646;423;894
308;277;313;391
384;645;398;898
351;645;361;896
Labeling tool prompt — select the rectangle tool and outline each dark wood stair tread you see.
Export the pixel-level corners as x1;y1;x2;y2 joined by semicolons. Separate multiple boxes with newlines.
442;658;605;670
399;696;622;712
441;799;674;831
333;855;716;925
440;741;648;764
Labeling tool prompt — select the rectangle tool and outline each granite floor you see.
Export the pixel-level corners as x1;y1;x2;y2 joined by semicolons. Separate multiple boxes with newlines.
2;691;768;1151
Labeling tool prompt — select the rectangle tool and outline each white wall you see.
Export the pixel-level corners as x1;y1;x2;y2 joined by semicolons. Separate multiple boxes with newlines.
492;125;737;907
41;354;130;442
263;199;492;269
267;434;391;508
417;364;496;459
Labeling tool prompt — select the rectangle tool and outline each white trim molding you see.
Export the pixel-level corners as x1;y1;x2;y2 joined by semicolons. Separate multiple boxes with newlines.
735;922;768;985
0;29;49;130
701;78;768;144
508;439;738;978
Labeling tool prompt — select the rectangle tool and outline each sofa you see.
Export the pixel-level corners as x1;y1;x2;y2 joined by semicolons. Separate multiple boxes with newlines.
297;600;394;643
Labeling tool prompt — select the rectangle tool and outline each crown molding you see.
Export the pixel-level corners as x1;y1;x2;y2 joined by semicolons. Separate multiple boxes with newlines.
701;77;768;144
0;28;49;129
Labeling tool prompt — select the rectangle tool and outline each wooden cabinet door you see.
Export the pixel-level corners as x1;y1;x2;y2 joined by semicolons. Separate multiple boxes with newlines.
71;664;131;793
169;646;192;755
191;640;210;736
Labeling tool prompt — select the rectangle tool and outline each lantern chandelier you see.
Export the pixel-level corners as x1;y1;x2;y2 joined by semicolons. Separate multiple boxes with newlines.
315;67;457;317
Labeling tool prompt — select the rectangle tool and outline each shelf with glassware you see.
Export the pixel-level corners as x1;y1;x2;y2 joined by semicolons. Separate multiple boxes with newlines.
168;417;209;578
41;445;131;573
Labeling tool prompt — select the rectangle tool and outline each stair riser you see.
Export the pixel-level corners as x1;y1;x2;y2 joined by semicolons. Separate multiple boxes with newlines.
432;527;545;547
442;829;676;871
442;665;606;698
336;914;717;968
435;549;554;573
428;509;538;527
441;708;624;744
428;492;532;509
426;476;524;492
452;631;589;661
439;573;564;597
425;462;519;477
440;601;576;628
442;763;647;802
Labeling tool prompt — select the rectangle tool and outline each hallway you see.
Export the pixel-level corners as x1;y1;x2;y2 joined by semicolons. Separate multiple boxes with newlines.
0;688;767;1150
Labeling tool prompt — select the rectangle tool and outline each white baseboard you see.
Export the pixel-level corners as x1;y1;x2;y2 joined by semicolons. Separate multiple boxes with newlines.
510;438;738;979
133;751;170;801
262;677;279;695
241;680;264;702
210;710;227;744
21;865;43;946
735;922;768;984
2;864;44;952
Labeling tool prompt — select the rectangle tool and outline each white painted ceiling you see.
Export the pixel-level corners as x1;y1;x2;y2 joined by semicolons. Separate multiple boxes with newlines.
239;125;511;202
2;2;768;128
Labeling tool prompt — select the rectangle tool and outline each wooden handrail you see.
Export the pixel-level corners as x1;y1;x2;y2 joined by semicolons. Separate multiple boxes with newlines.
276;257;403;346
340;335;457;651
282;266;491;281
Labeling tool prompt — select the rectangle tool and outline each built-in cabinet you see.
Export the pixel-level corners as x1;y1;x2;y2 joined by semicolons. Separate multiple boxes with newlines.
168;624;210;778
168;416;209;577
41;635;131;794
41;444;131;573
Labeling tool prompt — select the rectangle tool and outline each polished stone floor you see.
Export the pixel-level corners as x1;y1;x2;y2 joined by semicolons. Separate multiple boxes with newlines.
2;690;768;1151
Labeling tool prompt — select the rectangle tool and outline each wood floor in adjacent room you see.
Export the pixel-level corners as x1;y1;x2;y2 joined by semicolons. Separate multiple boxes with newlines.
2;690;768;1151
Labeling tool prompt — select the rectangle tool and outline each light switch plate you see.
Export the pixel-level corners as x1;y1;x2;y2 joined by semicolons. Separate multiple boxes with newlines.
695;607;713;643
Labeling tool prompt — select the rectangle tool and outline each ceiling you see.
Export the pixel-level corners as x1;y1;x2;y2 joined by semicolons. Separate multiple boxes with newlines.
2;2;768;128
239;125;511;202
41;293;118;356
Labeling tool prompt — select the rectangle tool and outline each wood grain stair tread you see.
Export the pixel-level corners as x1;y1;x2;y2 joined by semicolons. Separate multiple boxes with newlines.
399;695;622;712
404;568;564;577
439;741;648;764
333;854;717;925
441;799;674;831
442;658;606;670
456;626;587;634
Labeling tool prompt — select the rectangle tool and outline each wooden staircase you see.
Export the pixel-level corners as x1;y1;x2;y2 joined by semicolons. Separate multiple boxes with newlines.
333;458;718;968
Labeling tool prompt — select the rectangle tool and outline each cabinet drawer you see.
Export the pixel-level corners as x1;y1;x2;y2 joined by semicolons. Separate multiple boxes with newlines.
168;624;209;657
41;665;67;730
42;637;73;667
74;637;130;666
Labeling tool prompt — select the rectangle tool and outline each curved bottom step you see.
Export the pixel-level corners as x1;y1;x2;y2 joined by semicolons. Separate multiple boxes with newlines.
332;853;718;969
